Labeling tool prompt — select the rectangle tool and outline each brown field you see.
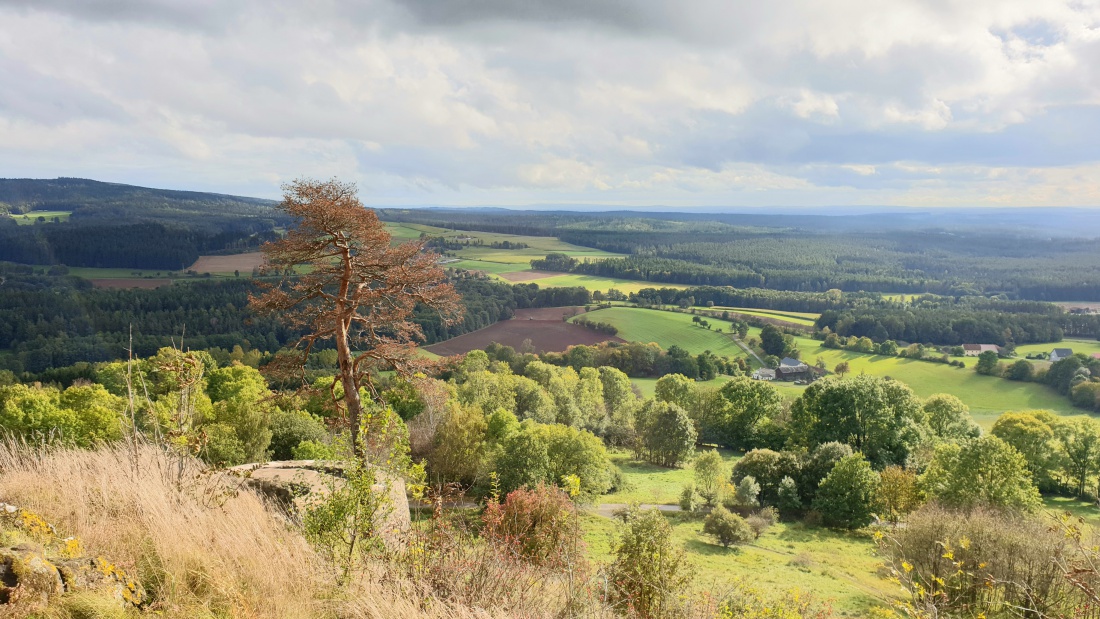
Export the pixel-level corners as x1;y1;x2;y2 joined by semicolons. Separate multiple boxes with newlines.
189;252;265;273
425;311;623;356
497;270;565;282
90;278;172;289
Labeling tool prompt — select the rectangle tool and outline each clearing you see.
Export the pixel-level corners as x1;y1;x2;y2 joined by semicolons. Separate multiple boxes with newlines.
9;210;71;224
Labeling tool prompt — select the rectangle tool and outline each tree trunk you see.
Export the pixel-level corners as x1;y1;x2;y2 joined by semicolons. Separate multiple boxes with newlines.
336;317;365;459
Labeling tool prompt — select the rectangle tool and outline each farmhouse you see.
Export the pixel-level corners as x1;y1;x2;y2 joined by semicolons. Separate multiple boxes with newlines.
1050;348;1074;363
775;357;812;382
962;344;1000;357
753;368;776;381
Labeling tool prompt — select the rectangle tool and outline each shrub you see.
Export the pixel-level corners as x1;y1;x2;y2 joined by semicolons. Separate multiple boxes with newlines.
482;483;581;569
776;476;802;513
268;409;329;460
703;506;754;547
608;506;694;617
881;505;1083;618
745;515;771;539
733;476;760;508
679;483;702;512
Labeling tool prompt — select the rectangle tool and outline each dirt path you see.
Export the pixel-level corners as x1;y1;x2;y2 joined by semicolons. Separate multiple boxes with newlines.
730;334;766;366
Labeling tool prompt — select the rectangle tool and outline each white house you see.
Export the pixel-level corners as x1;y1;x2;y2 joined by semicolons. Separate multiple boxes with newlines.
1050;348;1074;363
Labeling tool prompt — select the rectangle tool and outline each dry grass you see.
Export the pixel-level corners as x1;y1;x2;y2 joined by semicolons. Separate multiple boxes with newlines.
0;443;622;619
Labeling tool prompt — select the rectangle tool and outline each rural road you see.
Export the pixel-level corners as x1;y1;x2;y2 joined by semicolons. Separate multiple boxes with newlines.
731;334;766;366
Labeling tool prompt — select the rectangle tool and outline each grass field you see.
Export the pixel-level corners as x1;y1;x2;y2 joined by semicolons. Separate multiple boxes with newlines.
602;307;1080;424
8;210;71;224
1015;338;1100;359
711;306;819;327
67;266;181;279
750;328;1082;425
574;307;747;357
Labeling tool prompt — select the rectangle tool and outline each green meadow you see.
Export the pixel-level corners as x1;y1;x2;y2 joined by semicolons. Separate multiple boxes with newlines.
590;306;1081;426
8;210;71;225
711;306;820;326
574;307;746;357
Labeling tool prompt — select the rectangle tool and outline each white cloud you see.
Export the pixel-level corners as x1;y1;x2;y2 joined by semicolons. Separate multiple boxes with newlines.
0;0;1098;205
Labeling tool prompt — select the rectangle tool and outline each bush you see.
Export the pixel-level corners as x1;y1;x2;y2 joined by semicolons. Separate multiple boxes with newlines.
776;476;802;513
268;409;329;460
608;506;694;617
703;506;754;547
679;483;702;512
732;476;760;508
482;483;581;569
635;399;697;467
881;505;1083;618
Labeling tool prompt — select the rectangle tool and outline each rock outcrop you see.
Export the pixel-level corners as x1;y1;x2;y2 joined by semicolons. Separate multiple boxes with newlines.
227;460;411;548
0;502;145;613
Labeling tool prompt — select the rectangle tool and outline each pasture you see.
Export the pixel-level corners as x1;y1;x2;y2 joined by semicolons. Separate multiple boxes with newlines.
711;306;820;326
752;328;1080;425
572;307;747;357
8;210;71;224
1015;338;1100;359
596;306;1080;425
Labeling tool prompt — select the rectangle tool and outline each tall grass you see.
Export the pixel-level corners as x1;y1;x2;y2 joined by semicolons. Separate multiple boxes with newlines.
0;443;527;618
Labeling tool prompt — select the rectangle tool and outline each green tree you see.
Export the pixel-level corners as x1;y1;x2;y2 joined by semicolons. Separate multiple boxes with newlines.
776;476;802;513
713;377;784;450
760;324;787;357
991;410;1056;487
813;454;879;530
1052;417;1100;497
790;375;926;468
730;448;800;505
833;361;850;377
428;402;489;486
693;449;727;505
635;399;697;468
268;408;329;460
654;373;694;410
703;505;754;547
975;350;1001;376
608;506;694;618
877;466;921;524
923;394;980;440
1006;359;1034;382
921;436;1041;512
797;441;852;505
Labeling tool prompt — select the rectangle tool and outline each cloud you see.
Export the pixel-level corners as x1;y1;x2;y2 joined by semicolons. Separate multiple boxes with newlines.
0;0;1098;206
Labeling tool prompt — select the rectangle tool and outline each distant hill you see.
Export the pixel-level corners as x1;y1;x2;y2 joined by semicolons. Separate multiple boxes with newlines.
0;177;281;230
0;178;284;270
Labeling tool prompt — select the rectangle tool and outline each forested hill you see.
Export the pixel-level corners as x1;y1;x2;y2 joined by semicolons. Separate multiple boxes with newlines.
0;177;281;230
0;178;286;270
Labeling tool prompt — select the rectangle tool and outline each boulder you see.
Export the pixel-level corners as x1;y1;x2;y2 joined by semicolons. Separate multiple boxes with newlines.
227;460;411;549
0;503;145;611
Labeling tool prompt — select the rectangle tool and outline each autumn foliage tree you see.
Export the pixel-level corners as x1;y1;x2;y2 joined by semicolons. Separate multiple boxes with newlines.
250;178;461;457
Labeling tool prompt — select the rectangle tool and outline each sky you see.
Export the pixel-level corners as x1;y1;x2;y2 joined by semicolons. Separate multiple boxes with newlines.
2;0;1100;207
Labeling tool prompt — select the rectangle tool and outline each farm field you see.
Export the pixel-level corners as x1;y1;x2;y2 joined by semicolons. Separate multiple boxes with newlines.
711;306;820;325
188;252;265;274
573;307;748;357
424;307;622;356
8;210;71;224
67;266;176;279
